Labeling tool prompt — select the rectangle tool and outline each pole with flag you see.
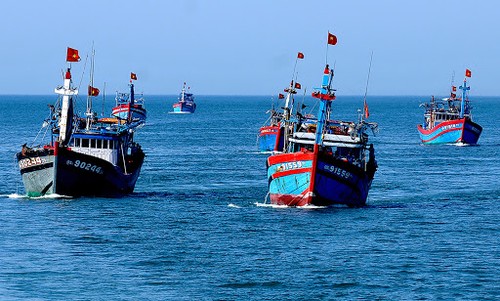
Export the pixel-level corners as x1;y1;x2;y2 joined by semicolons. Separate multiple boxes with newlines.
362;51;374;121
459;69;471;118
325;31;337;64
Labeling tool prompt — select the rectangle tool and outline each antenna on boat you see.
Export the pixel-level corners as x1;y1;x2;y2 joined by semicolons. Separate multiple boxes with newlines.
85;47;96;130
101;82;106;116
361;51;373;122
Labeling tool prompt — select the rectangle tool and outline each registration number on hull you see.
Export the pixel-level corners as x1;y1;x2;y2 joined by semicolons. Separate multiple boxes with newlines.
65;159;104;175
19;157;47;169
277;161;304;172
323;164;352;180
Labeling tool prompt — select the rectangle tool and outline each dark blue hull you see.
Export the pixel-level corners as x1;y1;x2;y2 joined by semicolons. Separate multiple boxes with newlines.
17;146;144;197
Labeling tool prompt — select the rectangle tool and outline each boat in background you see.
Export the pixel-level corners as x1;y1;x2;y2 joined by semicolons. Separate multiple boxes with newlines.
257;102;282;153
258;52;305;153
16;47;145;197
417;69;482;145
172;82;196;114
112;73;146;122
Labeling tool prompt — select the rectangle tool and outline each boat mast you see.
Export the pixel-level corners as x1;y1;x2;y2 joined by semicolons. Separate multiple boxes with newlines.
361;51;373;122
314;65;334;145
55;48;79;145
180;82;186;102
459;71;470;119
128;73;137;123
86;48;96;130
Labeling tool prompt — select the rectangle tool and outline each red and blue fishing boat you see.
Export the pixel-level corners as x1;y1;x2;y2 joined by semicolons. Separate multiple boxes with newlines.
172;82;196;114
16;48;145;197
266;41;378;207
417;69;482;145
112;73;147;122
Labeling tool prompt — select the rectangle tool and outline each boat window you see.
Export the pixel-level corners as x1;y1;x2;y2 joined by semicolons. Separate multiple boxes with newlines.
91;139;96;148
74;138;80;147
102;140;107;149
96;139;102;149
109;140;114;149
82;139;89;148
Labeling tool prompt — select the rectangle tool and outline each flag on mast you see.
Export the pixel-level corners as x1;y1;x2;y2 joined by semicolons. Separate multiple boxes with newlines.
66;47;80;62
465;69;472;78
131;72;138;80
297;52;304;59
88;85;100;96
364;101;370;119
327;32;337;45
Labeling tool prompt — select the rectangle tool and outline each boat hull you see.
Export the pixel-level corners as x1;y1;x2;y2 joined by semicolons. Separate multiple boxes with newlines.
112;104;146;121
17;146;144;197
172;102;196;114
267;151;375;207
258;125;280;152
417;118;482;145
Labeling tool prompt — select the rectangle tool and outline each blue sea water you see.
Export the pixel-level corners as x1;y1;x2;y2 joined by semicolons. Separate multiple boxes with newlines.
0;94;499;300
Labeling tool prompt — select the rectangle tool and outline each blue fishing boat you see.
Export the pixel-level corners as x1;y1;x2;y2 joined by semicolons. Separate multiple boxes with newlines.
16;48;145;197
258;52;305;153
266;37;378;207
417;69;482;145
258;108;281;153
172;82;196;114
112;73;146;122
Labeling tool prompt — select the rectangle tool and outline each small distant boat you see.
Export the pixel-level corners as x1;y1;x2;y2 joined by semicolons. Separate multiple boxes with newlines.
266;61;378;207
172;82;196;114
112;73;146;122
417;69;482;145
16;48;145;197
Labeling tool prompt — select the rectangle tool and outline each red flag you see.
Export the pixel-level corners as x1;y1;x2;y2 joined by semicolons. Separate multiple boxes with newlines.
465;69;471;78
327;32;337;45
88;85;100;96
451;92;457;98
294;82;301;89
297;52;304;59
278;93;285;99
66;47;80;62
131;72;137;80
364;102;370;118
452;86;457;92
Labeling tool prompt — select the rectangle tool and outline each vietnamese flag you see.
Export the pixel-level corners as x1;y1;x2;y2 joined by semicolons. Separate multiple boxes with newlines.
131;72;138;80
297;52;304;59
364;102;370;119
294;82;301;89
452;86;457;92
88;85;100;96
66;47;80;62
465;69;472;78
278;93;285;99
327;32;337;45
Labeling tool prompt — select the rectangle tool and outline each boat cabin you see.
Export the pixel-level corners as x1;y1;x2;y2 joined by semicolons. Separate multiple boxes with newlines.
70;134;127;165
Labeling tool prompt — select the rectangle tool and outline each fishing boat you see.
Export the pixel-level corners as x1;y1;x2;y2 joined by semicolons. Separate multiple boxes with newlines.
258;104;282;152
172;82;196;113
257;96;285;153
266;59;378;207
111;73;146;122
16;48;145;197
258;52;305;153
417;69;482;145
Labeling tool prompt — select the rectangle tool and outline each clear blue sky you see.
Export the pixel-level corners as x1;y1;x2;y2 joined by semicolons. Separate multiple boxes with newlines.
1;0;498;96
